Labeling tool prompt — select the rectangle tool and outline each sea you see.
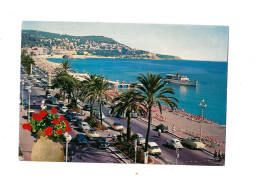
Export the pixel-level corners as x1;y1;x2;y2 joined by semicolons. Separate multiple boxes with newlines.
47;58;227;125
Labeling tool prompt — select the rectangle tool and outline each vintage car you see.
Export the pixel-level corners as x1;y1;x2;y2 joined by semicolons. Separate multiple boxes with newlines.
143;142;162;156
110;121;124;131
166;138;183;149
181;137;205;150
85;129;100;140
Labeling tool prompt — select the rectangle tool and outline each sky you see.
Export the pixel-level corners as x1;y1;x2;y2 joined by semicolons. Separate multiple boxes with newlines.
22;21;228;61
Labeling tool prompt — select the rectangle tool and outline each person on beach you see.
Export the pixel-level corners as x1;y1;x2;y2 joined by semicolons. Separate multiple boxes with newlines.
218;150;222;162
214;150;218;161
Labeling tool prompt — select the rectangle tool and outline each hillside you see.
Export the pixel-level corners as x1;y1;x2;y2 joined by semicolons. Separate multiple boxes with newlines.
21;30;180;60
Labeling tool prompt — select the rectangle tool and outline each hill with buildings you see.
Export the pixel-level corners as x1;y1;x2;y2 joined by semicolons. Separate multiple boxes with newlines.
21;30;181;60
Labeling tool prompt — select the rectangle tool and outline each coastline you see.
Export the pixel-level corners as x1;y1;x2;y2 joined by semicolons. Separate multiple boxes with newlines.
36;54;181;60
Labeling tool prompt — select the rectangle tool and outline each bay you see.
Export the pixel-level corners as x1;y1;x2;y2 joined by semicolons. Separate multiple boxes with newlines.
47;58;227;125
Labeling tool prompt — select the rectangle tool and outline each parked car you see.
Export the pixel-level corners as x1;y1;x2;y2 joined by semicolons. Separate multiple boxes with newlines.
46;94;52;100
79;122;91;132
74;134;88;145
77;111;85;116
74;117;83;126
83;104;90;111
110;121;124;131
49;97;59;105
181;137;205;150
155;124;168;133
22;98;29;105
85;129;100;140
145;142;162;156
131;112;138;118
65;109;73;116
96;112;106;120
59;106;68;113
66;112;78;122
166;138;183;149
136;133;145;145
96;137;109;149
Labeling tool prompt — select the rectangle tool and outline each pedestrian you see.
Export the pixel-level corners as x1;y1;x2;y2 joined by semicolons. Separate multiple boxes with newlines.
218;150;222;162
69;151;74;162
158;129;161;137
214;150;218;161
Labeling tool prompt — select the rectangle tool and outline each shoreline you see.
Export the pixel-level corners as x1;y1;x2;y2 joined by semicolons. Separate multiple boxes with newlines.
36;54;180;60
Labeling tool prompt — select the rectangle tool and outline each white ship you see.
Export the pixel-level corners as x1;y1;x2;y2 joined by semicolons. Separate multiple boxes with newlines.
164;74;198;86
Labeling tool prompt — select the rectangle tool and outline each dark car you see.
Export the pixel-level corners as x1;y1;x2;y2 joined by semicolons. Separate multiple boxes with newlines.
83;104;91;111
75;134;88;145
96;137;109;149
65;109;73;116
46;90;51;97
155;124;168;133
74;117;83;126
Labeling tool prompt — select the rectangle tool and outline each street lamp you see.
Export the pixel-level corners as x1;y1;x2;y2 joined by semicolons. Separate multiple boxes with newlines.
64;132;72;162
176;148;179;165
199;99;207;141
27;87;31;121
21;79;24;108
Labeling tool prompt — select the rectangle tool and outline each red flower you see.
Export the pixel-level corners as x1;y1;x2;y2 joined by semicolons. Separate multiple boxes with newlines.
32;113;43;121
59;115;65;121
22;123;31;131
51;107;57;114
51;118;59;125
39;110;48;118
56;129;63;135
64;120;69;127
44;126;53;136
65;126;71;132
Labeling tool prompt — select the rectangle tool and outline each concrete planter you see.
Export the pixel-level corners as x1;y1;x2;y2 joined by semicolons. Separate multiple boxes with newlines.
31;136;64;162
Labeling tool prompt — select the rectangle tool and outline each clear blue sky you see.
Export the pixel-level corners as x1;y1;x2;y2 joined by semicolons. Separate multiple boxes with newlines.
22;21;228;61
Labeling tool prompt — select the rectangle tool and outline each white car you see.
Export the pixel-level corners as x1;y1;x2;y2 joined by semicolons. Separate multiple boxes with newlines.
59;106;68;113
136;133;146;145
96;112;105;120
166;138;183;149
80;122;91;132
145;142;162;155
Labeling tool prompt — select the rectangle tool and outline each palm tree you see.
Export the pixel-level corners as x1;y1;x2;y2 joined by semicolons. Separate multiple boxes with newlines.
55;59;75;75
136;72;179;152
111;89;147;141
94;76;111;125
80;74;98;119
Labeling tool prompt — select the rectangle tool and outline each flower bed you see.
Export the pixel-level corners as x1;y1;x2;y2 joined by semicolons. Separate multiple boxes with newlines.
84;116;108;130
115;137;153;164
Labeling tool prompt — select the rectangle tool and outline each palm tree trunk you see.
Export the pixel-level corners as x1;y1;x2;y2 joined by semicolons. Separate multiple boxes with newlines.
90;105;93;119
63;90;66;104
99;100;103;125
144;105;152;152
127;112;131;141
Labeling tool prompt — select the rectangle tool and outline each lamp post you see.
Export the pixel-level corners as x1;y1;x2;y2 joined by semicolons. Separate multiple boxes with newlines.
199;99;207;141
21;79;24;109
134;139;137;164
28;87;31;121
64;132;72;162
176;148;179;165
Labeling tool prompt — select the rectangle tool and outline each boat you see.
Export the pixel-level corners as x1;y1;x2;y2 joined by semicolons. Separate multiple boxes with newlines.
164;74;198;86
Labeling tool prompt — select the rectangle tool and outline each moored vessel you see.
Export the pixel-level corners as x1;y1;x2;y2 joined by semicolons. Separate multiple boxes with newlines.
164;74;198;86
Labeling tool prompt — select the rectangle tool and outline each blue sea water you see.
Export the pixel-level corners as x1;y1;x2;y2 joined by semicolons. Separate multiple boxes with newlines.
47;58;227;125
